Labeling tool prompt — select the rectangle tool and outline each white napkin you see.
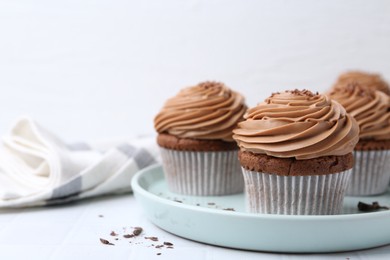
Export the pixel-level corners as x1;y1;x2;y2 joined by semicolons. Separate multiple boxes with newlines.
0;117;159;208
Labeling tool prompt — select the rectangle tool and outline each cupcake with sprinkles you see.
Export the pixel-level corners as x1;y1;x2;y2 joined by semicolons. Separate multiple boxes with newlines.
328;75;390;195
332;71;390;95
233;89;359;215
154;81;247;196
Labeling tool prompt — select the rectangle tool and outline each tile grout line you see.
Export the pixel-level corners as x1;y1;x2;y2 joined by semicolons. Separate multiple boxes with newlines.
47;205;90;258
0;208;28;240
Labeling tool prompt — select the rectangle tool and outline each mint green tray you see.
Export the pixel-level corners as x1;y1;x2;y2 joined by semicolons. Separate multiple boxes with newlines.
131;164;390;253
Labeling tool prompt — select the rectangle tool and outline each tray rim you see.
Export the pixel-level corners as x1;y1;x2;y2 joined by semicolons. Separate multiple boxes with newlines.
132;164;390;253
132;164;390;221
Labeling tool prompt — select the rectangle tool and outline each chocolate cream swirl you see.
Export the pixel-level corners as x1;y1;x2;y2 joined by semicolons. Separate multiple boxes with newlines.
233;90;359;159
332;71;390;95
154;81;247;142
328;84;390;140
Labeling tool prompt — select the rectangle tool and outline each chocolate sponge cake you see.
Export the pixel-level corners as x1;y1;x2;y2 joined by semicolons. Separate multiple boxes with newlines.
154;81;247;196
233;90;359;215
328;77;390;196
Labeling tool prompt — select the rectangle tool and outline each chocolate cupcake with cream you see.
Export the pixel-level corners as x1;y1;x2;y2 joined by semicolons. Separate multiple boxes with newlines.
233;90;359;215
328;82;390;195
332;71;390;95
154;81;247;196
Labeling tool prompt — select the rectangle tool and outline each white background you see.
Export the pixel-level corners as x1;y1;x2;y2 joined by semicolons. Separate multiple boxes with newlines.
1;0;390;142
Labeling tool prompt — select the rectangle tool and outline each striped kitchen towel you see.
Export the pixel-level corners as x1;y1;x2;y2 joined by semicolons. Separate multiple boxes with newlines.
0;117;160;208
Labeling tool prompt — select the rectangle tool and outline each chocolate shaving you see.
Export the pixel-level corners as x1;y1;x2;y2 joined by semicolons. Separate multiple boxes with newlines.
173;199;182;203
145;236;159;242
98;215;104;218
99;238;114;245
133;227;143;236
100;238;109;244
223;208;235;211
207;202;215;205
99;226;175;252
157;253;162;256
358;201;389;212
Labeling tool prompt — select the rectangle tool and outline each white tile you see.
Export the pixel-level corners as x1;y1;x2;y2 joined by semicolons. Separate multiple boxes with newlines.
0;222;73;245
51;245;132;260
13;205;86;224
0;195;389;259
0;245;57;260
0;209;23;222
131;247;208;260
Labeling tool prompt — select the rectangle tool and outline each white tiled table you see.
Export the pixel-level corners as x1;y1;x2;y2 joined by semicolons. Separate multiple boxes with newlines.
0;195;389;260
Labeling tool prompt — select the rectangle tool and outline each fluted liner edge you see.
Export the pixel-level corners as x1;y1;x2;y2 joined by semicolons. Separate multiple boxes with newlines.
160;148;243;196
242;169;352;215
346;150;390;196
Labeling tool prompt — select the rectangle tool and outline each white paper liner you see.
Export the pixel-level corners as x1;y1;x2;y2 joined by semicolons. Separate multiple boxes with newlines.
346;150;390;196
160;148;243;196
241;169;352;215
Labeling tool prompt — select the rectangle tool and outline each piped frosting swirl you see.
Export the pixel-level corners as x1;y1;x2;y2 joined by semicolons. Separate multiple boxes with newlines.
328;83;390;140
154;81;247;142
233;89;359;160
332;71;390;95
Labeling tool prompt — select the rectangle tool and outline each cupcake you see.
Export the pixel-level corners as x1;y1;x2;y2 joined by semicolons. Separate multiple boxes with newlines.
328;82;390;195
332;71;390;95
154;81;247;196
233;90;359;215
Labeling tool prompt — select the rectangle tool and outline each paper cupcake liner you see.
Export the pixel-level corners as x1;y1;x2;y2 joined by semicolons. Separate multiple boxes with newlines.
346;150;390;196
242;169;351;215
160;148;243;196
